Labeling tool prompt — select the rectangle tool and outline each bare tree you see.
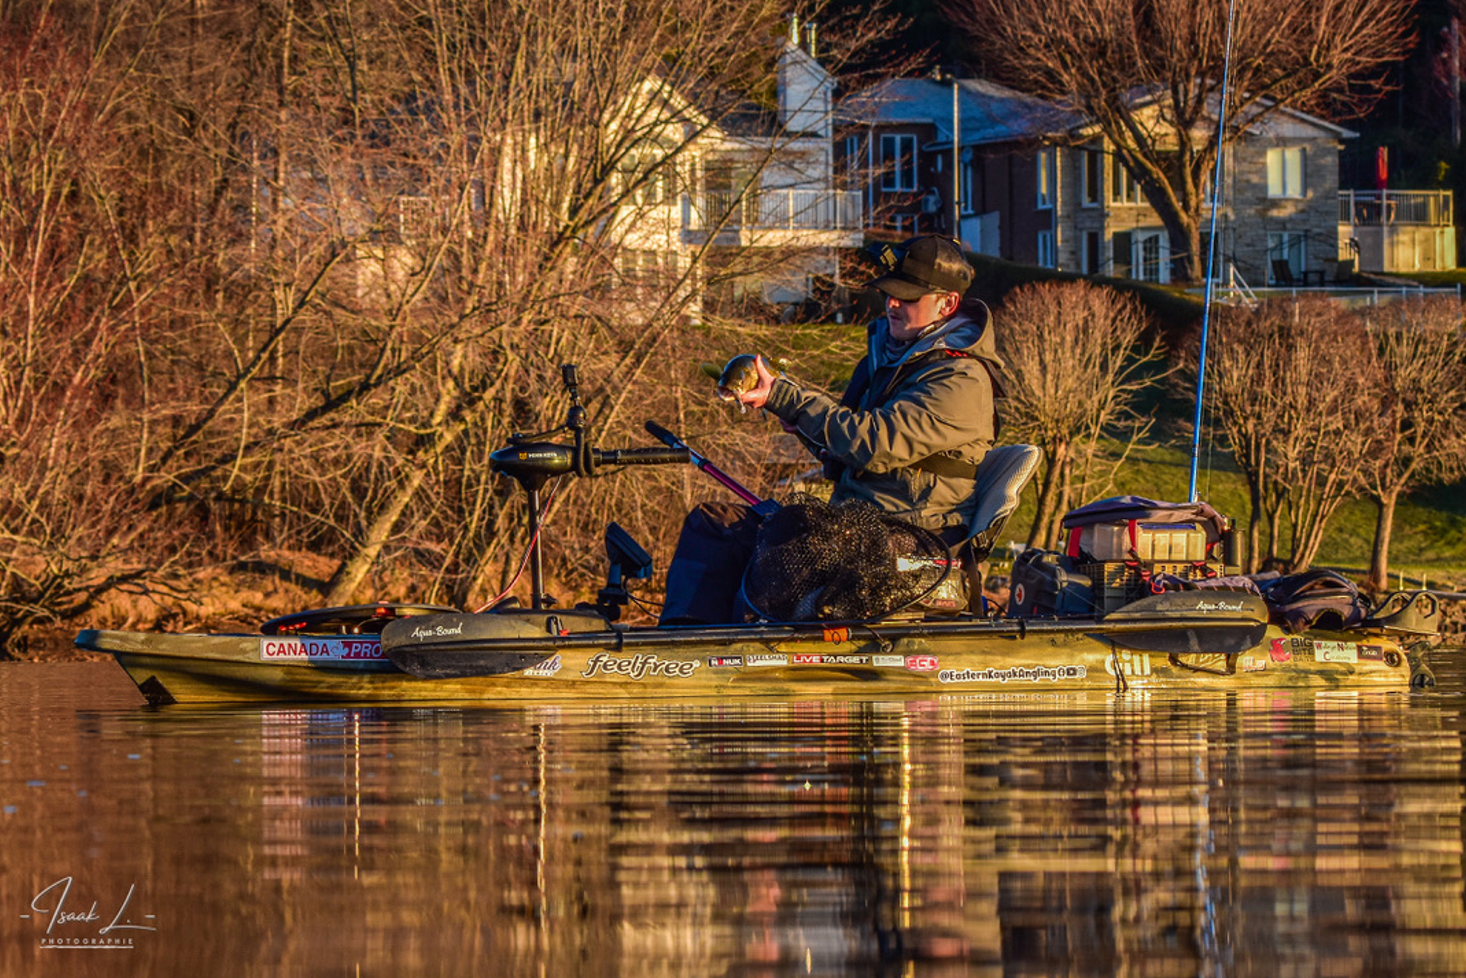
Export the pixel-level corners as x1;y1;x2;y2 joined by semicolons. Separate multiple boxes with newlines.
0;0;896;646
1203;297;1377;572
0;1;200;654
1357;297;1466;592
995;281;1162;549
1190;304;1288;571
940;0;1413;281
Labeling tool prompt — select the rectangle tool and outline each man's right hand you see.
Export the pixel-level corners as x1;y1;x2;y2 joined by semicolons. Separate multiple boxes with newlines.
735;355;777;411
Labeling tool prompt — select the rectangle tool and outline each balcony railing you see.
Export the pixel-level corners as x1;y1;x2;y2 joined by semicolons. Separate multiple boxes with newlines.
1339;190;1454;227
686;189;862;232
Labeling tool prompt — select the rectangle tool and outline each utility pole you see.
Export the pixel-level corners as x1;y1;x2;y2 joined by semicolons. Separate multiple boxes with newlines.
951;79;961;246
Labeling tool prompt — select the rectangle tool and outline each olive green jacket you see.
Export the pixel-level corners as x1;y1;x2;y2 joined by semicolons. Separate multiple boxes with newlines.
763;303;1003;537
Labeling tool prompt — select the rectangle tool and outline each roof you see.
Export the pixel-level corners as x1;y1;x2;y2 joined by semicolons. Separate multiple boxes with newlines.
840;77;1079;148
842;77;1358;147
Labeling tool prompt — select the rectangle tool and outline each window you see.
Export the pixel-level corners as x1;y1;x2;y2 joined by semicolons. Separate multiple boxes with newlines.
1082;149;1102;206
960;152;976;215
615;150;671;206
887;212;916;235
1036;148;1055;209
1110;157;1143;205
1267;231;1306;284
1137;232;1165;282
844;135;864;184
1112;232;1132;278
1266;147;1305;198
1113;230;1168;282
1083;230;1102;274
1037;229;1055;268
880;134;917;192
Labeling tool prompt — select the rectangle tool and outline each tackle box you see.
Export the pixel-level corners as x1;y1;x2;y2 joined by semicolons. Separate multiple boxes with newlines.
1069;521;1210;563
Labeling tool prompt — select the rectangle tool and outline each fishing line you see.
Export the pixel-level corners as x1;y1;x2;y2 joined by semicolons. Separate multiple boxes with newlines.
476;477;564;612
1188;0;1239;502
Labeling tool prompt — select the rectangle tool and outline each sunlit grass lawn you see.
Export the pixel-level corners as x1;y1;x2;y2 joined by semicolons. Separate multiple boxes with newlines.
996;439;1466;587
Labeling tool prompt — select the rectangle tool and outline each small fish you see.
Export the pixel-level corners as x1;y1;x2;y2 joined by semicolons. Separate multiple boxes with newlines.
709;355;789;413
716;354;762;402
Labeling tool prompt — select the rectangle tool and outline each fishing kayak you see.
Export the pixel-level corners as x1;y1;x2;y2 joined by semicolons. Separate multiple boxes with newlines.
76;590;1441;705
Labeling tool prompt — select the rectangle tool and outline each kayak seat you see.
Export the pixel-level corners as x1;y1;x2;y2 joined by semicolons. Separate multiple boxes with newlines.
965;444;1043;563
959;444;1042;615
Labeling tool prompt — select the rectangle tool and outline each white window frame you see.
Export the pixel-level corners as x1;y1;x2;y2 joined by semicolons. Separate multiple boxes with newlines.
1266;147;1306;199
1036;147;1055;209
880;133;918;192
1132;230;1169;283
1037;229;1055;268
1082;149;1102;206
1109;156;1143;206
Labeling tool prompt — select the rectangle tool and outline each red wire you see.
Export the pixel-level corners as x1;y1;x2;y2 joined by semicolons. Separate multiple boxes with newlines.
474;479;561;613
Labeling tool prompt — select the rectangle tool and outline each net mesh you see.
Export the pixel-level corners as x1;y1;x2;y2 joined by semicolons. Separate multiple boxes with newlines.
740;495;951;622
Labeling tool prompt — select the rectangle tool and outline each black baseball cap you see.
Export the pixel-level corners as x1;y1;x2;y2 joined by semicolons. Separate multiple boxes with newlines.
865;235;974;301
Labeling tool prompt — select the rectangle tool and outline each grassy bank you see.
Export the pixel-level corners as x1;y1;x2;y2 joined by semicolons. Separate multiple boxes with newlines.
990;439;1466;587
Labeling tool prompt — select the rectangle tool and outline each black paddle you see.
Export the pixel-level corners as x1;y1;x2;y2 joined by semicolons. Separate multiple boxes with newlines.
384;599;1270;680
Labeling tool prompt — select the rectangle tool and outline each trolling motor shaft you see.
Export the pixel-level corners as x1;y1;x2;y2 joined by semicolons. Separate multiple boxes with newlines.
488;365;689;609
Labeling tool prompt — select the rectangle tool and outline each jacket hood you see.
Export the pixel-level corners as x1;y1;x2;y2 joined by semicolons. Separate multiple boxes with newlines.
868;300;1004;373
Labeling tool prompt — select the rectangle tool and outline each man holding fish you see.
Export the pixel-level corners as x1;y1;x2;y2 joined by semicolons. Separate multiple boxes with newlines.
661;235;1004;625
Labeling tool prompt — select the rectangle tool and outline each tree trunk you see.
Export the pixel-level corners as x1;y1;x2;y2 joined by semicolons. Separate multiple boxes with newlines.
1245;471;1263;574
1026;441;1068;550
1264;493;1284;571
1158;205;1203;284
1366;489;1399;593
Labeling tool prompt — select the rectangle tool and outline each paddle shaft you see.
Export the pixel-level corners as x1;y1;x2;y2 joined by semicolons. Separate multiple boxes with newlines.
391;615;1267;657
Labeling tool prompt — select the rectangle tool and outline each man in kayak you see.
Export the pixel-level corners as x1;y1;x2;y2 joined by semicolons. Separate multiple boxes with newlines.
660;234;1004;624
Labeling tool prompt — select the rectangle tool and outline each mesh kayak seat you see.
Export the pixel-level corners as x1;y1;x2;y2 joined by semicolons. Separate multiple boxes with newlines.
965;445;1043;562
959;444;1043;614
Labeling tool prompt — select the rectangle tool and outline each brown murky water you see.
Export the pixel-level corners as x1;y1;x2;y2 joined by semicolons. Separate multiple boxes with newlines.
3;656;1464;977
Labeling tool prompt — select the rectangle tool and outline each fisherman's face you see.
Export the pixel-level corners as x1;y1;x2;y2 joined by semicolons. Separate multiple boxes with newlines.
885;290;959;341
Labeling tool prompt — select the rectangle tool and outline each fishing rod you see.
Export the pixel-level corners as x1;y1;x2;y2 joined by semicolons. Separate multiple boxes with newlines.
1188;0;1239;502
644;420;781;518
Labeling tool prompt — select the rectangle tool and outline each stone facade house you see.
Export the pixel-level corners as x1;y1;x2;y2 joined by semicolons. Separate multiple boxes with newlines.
841;77;1453;285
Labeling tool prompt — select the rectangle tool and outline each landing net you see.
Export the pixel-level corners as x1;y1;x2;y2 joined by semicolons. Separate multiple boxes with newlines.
740;495;950;622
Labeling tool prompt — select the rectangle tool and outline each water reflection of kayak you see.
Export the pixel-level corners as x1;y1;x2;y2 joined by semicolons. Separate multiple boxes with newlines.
75;589;1440;706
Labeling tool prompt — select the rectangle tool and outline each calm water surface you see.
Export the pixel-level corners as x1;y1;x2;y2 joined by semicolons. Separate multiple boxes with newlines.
2;656;1465;977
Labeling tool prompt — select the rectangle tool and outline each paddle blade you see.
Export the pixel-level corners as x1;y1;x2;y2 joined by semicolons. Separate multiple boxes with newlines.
387;647;553;679
1097;590;1269;657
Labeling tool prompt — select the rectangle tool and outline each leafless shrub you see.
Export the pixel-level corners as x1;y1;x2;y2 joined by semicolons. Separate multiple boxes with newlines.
1357;297;1466;592
1201;297;1378;572
995;280;1163;549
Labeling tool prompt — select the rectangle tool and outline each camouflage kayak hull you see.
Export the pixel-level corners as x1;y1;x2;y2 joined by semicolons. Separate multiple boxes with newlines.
76;592;1436;705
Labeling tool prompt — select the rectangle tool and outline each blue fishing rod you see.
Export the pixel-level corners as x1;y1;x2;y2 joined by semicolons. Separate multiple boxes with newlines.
1188;0;1239;502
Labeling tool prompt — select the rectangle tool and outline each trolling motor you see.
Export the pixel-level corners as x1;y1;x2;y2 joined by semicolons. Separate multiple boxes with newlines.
489;365;689;611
